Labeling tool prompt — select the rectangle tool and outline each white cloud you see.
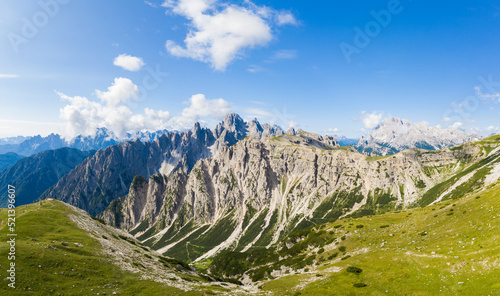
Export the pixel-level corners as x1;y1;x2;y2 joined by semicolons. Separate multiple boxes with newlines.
276;11;297;26
271;49;297;60
244;107;276;118
58;78;169;138
95;77;139;105
163;0;295;71
449;121;464;130
486;126;500;134
361;111;383;129
0;74;20;78
247;65;265;73
475;86;500;102
144;0;158;7
113;54;146;71
328;128;340;133
169;94;232;129
59;80;233;138
288;120;298;128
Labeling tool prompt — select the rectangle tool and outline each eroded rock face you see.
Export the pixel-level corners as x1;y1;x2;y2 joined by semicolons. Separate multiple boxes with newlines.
100;135;488;262
43;114;292;216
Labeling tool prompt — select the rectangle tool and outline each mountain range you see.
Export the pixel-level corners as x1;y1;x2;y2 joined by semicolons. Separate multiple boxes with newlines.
98;130;499;264
0;114;499;295
0;148;95;207
356;117;479;156
0;128;170;156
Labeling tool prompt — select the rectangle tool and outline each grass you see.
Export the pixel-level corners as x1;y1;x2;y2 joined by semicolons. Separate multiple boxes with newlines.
257;182;500;295
0;200;232;295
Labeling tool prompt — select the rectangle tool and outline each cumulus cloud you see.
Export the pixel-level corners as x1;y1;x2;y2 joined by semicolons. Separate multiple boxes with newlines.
95;77;139;105
361;111;383;129
58;79;165;138
58;78;232;138
449;121;464;130
169;94;232;129
328;128;340;133
113;54;146;71
162;0;296;71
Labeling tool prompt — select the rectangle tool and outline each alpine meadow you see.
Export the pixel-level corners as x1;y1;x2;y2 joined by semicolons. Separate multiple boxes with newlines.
1;1;500;295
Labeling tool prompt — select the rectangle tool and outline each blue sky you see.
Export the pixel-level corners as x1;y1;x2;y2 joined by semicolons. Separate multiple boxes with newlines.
1;0;500;138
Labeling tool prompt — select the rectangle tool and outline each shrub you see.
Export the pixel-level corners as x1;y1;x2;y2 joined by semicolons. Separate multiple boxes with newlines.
380;225;389;228
354;283;368;288
356;225;364;229
318;248;325;254
346;266;363;274
341;236;346;241
339;246;346;252
419;231;427;236
341;255;351;260
327;252;339;260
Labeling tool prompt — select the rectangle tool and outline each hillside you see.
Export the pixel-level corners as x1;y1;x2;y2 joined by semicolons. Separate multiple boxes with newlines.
0;148;95;207
209;177;500;295
100;133;500;266
0;199;247;295
0;152;24;172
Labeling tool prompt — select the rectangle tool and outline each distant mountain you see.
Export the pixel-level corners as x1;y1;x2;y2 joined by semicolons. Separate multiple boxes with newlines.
0;152;24;172
336;136;359;147
42;114;297;216
0;148;95;207
0;136;27;145
0;128;170;156
355;117;479;155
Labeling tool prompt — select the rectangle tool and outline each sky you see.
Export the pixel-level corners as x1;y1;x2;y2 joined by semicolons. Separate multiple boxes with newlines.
1;0;500;138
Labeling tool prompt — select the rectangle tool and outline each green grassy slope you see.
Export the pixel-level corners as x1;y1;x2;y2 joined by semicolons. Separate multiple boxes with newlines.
225;181;500;295
0;200;238;295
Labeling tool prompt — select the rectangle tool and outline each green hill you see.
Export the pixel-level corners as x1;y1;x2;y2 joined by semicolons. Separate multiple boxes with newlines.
208;179;500;295
0;200;240;295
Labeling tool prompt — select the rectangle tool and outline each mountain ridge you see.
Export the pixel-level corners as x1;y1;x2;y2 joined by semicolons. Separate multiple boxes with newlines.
99;133;500;264
356;117;479;155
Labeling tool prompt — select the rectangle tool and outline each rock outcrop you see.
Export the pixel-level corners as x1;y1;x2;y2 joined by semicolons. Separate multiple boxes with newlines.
100;134;495;263
43;114;291;216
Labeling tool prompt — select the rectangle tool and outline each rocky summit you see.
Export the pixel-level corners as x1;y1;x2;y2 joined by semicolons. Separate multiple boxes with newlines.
356;117;479;155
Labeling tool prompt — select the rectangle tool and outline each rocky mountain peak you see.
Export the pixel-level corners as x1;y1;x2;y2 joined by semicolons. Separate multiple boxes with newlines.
356;117;479;155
